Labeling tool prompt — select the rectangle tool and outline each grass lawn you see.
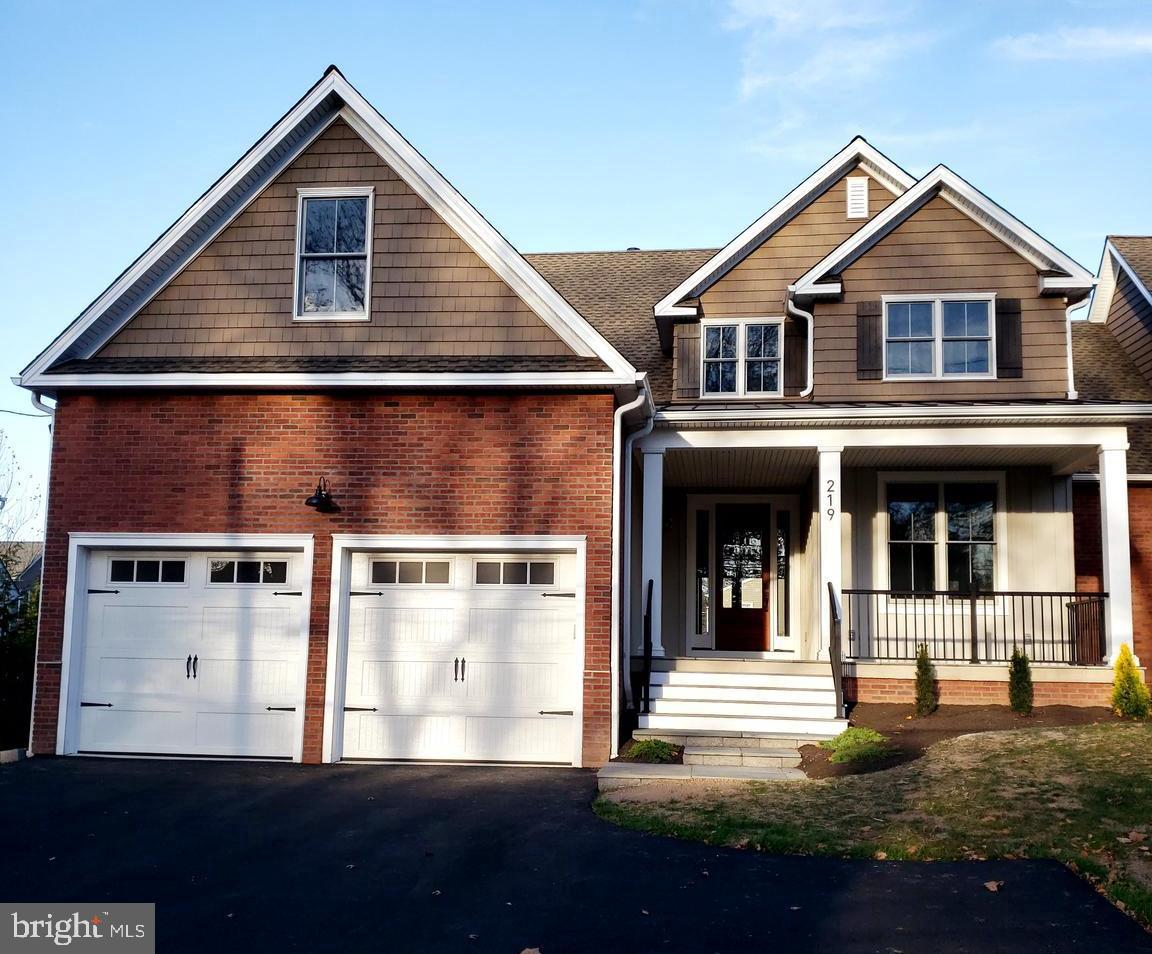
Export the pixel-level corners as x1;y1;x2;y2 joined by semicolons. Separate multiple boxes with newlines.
595;723;1152;928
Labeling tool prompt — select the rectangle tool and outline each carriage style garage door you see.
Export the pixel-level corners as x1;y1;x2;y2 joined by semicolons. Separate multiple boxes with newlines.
340;550;580;764
75;549;308;758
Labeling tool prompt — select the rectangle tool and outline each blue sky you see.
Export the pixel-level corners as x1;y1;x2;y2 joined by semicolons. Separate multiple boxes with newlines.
3;0;1152;535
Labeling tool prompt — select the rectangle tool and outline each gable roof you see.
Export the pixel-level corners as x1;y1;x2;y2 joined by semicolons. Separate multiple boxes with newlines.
1087;236;1152;323
651;137;916;331
791;165;1095;300
19;67;635;391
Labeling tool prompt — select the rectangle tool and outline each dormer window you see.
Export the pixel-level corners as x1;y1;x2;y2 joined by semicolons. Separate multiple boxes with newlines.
701;319;783;397
295;187;374;321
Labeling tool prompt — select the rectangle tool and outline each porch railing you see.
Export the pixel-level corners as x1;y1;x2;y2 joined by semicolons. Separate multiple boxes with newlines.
827;582;846;718
640;578;654;714
843;588;1108;665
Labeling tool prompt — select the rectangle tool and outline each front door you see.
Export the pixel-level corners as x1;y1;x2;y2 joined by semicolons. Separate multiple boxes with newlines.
714;504;772;651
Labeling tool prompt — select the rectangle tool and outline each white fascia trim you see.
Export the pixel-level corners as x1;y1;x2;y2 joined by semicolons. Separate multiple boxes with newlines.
22;371;634;390
792;166;1095;296
1087;242;1117;323
653;138;915;318
654;403;1152;425
332;97;633;376
20;69;635;385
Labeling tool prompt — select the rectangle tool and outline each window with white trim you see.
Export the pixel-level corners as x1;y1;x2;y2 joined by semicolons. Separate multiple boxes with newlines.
701;320;783;397
295;188;372;320
886;481;997;593
884;296;994;379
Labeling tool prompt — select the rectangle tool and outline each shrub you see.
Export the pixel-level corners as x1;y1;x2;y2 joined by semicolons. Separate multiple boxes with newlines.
628;738;678;763
1112;644;1151;719
1008;647;1034;715
819;727;892;764
914;644;937;716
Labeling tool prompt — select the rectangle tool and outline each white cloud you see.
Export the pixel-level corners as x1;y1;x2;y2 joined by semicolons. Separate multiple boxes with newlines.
993;26;1152;61
725;0;900;33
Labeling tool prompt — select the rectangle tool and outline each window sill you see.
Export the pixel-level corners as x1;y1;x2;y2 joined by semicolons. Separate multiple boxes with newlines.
293;314;372;323
881;374;997;383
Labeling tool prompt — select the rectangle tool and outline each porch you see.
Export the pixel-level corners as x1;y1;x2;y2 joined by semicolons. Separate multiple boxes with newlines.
624;418;1134;738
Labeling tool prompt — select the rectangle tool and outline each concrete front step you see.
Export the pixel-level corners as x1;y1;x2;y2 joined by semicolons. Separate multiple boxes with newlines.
647;699;841;719
682;745;801;768
633;727;834;748
651;657;831;676
597;760;806;792
649;684;835;704
650;670;833;690
640;713;848;737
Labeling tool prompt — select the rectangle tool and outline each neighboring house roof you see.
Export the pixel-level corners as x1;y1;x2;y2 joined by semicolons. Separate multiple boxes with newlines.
1087;236;1152;323
1070;321;1152;403
652;138;915;326
19;67;636;391
1110;237;1152;288
2;542;43;598
527;249;715;400
792;166;1095;301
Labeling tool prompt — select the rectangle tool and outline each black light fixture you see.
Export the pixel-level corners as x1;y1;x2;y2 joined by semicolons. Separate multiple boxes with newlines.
304;477;339;513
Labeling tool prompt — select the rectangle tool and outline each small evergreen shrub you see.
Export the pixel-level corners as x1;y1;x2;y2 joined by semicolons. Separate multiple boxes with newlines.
1112;644;1151;719
1008;647;1034;715
819;727;892;764
628;738;678;763
914;643;937;716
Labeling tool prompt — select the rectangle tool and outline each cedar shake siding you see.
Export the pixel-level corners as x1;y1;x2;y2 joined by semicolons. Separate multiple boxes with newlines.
812;196;1071;401
97;120;575;361
672;168;897;398
1106;268;1152;385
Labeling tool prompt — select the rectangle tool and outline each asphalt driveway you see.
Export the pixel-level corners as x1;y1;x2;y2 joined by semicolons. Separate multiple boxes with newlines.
0;759;1148;953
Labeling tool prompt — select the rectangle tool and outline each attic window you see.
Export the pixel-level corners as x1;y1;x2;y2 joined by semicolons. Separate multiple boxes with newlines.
295;187;373;321
846;177;869;219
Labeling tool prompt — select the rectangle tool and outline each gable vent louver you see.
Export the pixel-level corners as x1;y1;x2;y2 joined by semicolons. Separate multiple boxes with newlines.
846;176;869;219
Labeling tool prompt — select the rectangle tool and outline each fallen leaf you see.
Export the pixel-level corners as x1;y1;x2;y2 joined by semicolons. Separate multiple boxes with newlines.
984;881;1004;893
641;909;649;916
432;890;441;897
1116;837;1131;845
874;851;888;860
468;934;479;941
1129;831;1146;843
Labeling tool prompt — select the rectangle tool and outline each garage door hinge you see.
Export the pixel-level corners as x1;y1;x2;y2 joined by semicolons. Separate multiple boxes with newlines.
344;706;379;712
349;590;383;597
272;591;302;596
540;592;576;598
81;702;113;708
265;706;297;712
87;588;120;595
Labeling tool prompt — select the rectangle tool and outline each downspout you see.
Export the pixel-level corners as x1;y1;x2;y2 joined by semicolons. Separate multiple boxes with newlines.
30;392;56;418
23;390;55;756
1064;300;1079;401
610;373;653;759
787;295;815;398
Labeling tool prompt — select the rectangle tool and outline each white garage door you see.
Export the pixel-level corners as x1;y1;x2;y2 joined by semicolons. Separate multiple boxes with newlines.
341;551;580;764
77;550;308;758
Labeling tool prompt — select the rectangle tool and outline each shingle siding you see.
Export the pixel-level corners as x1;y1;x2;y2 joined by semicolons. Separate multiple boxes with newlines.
97;120;574;361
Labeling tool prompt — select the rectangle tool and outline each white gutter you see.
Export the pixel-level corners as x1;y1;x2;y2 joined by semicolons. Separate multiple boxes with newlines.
1065;301;1080;401
30;392;56;417
610;374;654;758
656;402;1152;425
786;296;815;398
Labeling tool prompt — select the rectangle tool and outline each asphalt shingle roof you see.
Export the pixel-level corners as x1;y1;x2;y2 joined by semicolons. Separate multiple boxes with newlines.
1110;236;1152;290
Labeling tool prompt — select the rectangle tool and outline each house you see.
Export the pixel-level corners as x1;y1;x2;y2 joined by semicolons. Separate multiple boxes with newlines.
15;68;1151;768
1;542;42;633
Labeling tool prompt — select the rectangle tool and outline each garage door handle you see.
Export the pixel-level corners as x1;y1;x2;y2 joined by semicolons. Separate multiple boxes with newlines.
350;590;383;597
454;657;459;682
539;710;573;716
344;706;378;712
266;706;296;712
461;658;466;681
186;655;192;679
192;655;198;679
81;702;113;708
541;592;576;598
87;588;120;595
273;590;302;596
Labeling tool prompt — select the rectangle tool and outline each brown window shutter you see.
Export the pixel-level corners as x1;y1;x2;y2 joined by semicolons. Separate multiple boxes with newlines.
995;298;1023;379
783;320;806;395
674;323;701;398
856;300;883;380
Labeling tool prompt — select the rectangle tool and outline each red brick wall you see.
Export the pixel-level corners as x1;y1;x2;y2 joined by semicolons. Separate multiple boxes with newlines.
1073;482;1152;665
844;676;1112;707
33;391;616;765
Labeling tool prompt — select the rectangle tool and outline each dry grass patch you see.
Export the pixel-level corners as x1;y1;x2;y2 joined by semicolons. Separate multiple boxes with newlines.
595;723;1152;927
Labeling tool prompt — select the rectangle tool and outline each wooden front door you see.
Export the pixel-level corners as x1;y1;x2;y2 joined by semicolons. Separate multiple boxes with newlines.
714;504;772;652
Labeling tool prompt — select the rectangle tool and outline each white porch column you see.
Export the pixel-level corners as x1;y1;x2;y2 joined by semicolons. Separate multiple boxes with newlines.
640;450;665;657
817;447;843;660
1099;444;1136;663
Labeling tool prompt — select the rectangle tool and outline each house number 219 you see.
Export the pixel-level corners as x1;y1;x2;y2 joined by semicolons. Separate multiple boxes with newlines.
826;479;837;520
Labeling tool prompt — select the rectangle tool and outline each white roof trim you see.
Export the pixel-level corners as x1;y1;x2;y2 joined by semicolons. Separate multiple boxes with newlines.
19;69;635;389
652;137;916;318
654;402;1152;425
792;165;1095;296
1089;239;1152;324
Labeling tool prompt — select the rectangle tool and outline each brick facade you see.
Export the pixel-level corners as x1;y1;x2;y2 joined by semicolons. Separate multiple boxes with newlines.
1073;482;1152;666
32;391;616;766
844;676;1113;707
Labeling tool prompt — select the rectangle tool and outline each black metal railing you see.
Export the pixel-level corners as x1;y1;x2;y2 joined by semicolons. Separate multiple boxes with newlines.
843;588;1108;665
827;582;845;718
641;578;654;714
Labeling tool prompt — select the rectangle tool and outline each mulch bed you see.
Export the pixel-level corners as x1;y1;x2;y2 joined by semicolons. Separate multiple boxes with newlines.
614;739;685;764
799;703;1123;779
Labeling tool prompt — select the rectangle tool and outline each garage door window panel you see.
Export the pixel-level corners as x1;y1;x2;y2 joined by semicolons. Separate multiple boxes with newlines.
109;558;186;585
209;560;289;585
474;560;557;586
370;560;452;586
